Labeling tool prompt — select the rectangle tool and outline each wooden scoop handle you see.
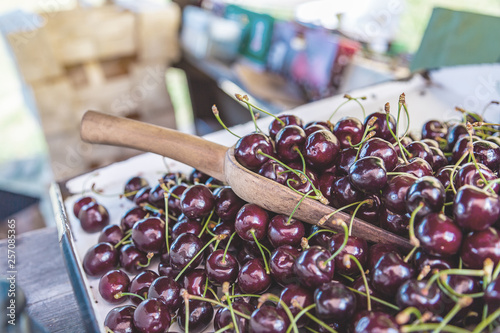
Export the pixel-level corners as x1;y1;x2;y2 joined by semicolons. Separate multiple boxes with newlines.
80;111;228;181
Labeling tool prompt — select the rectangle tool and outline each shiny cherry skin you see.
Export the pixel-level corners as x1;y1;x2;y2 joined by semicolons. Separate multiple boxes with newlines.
453;185;500;231
148;183;166;209
124;176;149;201
269;114;304;139
382;174;418;215
238;258;272;294
182;268;211;298
351;310;399;333
473;139;500;172
189;169;211;184
180;184;215;219
371;252;416;297
275;125;307;162
318;172;338;205
422;120;448;141
99;269;130;304
206;249;239;285
446;123;469;151
133;186;151;206
315;281;356;324
348;156;387;194
364;112;396;141
368;243;402;272
396;279;445;315
305;124;330;137
171;215;202;240
104;305;136;333
455;162;500;193
333;116;364;149
169;232;204;272
167;184;187;217
83;242;118;277
214;300;254;333
98;224;124;246
129;270;159;305
73;196;96;217
413;248;456;278
157;261;179;279
286;165;319;195
270;245;300;286
405;176;446;218
485;278;500;309
235;132;275;170
329;234;368;276
416;212;463;256
447;274;482;318
337;147;358;176
278;284;313;327
430;146;448;171
393;157;433;178
379;208;410;236
460;228;500;269
451;135;479;164
147;276;182;313
132;217;165;254
358;137;398;171
235;203;270;241
214;186;245;221
258;159;289;185
304;129;340;170
294;246;334;289
351;276;388;312
78;202;110;233
177;299;214;333
249;304;288;333
331;176;364;208
119;244;149;274
267;215;305;248
133;298;171;333
406;141;434;167
120;207;148;231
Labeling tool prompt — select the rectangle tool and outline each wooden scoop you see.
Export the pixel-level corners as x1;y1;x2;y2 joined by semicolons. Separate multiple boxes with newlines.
81;111;412;250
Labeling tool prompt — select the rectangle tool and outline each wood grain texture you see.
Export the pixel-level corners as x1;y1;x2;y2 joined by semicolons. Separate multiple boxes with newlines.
0;227;85;332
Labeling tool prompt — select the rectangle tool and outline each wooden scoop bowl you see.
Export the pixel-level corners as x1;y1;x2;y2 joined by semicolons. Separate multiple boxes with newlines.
81;111;412;251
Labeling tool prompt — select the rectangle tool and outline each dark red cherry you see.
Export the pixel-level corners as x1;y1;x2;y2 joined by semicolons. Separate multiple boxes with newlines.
329;234;368;276
214;300;254;333
169;232;204;272
189;169;211;184
104;305;136;333
485;278;500;309
305;124;330;137
379;208;409;236
447;274;482;318
83;242;118;277
352;310;399;333
167;184;187;217
306;120;332;131
416;212;463;256
358;137;398;171
171;215;202;240
181;269;210;298
235;203;269;241
382;174;417;215
406;141;434;167
177;299;214;333
120;207;148;232
278;284;313;327
269;114;304;139
331;176;364;208
133;298;170;333
212;220;240;250
349;156;387;194
99;269;130;304
78;202;110;233
368;243;402;272
294;246;334;289
351;276;388;312
73;196;96;217
270;245;300;286
455;162;500;193
446;123;469;151
451;135;479;164
119;244;149;274
258;159;289;185
460;228;500;269
453;185;500;231
124;176;149;201
132;217;165;254
356;194;381;226
413;248;456;276
318;172;338;205
333;116;364;149
180;184;215;219
275;125;307;162
147;276;182;313
473;140;500;172
405;176;446;218
422;120;448;142
371;252;415;297
214;187;245;221
337;147;358;175
158;261;179;279
133;186;151;206
267;215;305;248
238;258;272;294
304;130;340;170
314;281;356;324
206;249;239;285
99;224;124;246
129;270;159;305
393;157;433;178
396;279;445;315
429;146;448;171
148;183;166;209
364;112;396;141
286;165;319;195
249;304;288;333
235;132;275;170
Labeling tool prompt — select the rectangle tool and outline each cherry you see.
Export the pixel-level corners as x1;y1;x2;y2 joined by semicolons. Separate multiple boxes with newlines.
382;173;419;215
485;278;500;309
104;305;136;333
455;162;500;193
206;249;239;285
422;120;448;142
275;125;307;162
304;129;340;170
98;224;124;246
269;114;304;139
129;270;159;305
119;244;149;274
124;176;149;201
371;252;415;297
318;172;338;205
348;156;387;194
180;184;215;219
358;137;398;171
413;248;456;276
315;281;356;324
460;228;500;269
258;159;289;185
368;243;402;272
157;261;179;279
473;139;500;172
99;269;130;304
396;279;446;315
83;242;118;277
147;276;182;313
238;258;272;294
132;217;165;254
169;232;204;272
333;116;364;149
447;274;482;319
133;298;171;333
214;186;246;221
267;215;305;248
73;196;96;217
171;214;202;240
446;123;469;151
337;147;358;175
183;268;214;299
78;201;110;233
331;176;364;208
329;234;368;276
451;135;480;165
351;310;399;333
405;141;434;168
278;284;313;327
429;146;448;171
120;207;148;232
379;208;409;236
405;176;446;218
249;304;288;333
305;124;330;137
286;164;319;195
294;246;334;289
393;157;433;178
351;276;388;312
235;203;270;241
415;212;463;256
364;112;396;141
177;299;214;333
148;183;166;209
214;300;254;333
189;169;211;184
212;221;240;250
453;185;500;231
270;245;300;286
234;132;275;170
133;186;151;206
167;184;187;217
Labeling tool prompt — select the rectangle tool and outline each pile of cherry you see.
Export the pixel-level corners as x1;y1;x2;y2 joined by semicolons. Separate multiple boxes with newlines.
75;94;500;333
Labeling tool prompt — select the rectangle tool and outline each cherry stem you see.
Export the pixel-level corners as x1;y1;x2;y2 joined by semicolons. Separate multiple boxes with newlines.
187;294;252;320
473;307;500;333
323;221;349;265
214;323;234;333
449;150;469;194
480;100;499;116
235;93;285;126
339;273;355;282
222;232;237;264
114;232;132;248
438;277;484;299
163;192;170;253
319;200;367;226
425;268;486;291
467;134;495;195
198;209;215;238
407;202;424;250
286;303;317;333
396;306;423;325
287;190;313;225
328;94;366;121
183;292;189;333
401;323;471;333
114;292;145;301
140;203;164;215
212;105;241;139
432;297;473;333
292;302;338;333
386;107;410;164
348;199;371;236
250;229;270;274
345;254;371;311
482;178;500;193
348;287;400;311
492;261;500;280
91;183;136;198
137;252;154;268
354;117;378;161
404;245;419;263
175;236;223;281
223;282;240;333
228;293;262;299
245;100;262;133
306;228;337;241
104;327;114;333
259;294;299;333
257;151;306;181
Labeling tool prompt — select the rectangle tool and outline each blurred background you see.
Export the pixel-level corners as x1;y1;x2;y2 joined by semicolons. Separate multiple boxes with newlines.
0;0;499;237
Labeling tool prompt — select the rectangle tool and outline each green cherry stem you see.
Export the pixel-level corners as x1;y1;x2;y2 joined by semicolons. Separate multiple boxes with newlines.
449;150;470;194
386;103;410;164
323;220;349;265
259;294;299;333
344;254;371;311
424;268;486;292
235;93;285;126
292;302;338;333
396;306;423;325
250;229;270;274
114;232;132;248
137;252;154;268
163;192;170;253
306;228;337;241
401;323;471;333
472;307;500;333
318;200;369;226
408;202;425;250
223;282;240;333
222;232;237;264
114;292;145;302
257;151;306;182
175;235;225;281
286;190;313;225
492;260;500;280
348;287;400;311
482;178;500;193
437;275;485;299
214;323;234;333
348;199;372;236
104;327;114;333
212;105;241;139
198;209;215;238
431;297;473;333
287;303;318;333
187;294;251;320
